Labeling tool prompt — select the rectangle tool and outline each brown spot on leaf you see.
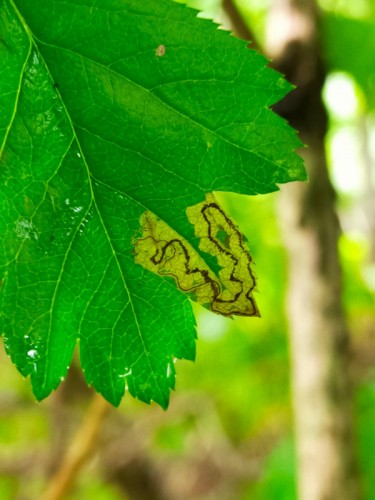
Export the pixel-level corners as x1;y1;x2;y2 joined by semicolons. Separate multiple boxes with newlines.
155;45;166;57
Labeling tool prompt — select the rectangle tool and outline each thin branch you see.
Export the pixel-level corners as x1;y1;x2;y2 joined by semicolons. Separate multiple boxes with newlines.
222;0;254;42
42;393;111;500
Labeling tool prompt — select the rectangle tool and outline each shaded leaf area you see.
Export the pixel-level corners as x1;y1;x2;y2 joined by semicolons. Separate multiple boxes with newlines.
0;0;304;407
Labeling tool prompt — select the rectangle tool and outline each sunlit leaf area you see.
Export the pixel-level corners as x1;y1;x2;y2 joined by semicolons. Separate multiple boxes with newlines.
1;0;375;498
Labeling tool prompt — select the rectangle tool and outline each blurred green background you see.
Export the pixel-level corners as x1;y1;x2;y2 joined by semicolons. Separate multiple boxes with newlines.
1;0;375;498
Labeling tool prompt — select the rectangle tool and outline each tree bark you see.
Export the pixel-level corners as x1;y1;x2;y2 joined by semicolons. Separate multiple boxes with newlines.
264;0;361;498
359;113;375;261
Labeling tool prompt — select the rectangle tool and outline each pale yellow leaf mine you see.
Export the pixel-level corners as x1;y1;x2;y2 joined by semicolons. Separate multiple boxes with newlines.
133;193;259;318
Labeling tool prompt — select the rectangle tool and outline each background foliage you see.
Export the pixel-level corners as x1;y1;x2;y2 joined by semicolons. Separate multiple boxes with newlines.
1;0;375;499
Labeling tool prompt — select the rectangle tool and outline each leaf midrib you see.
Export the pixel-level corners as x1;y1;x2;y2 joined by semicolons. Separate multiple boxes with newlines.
10;0;166;401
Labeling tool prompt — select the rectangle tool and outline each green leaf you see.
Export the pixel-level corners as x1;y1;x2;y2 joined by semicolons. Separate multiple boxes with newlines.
0;0;305;407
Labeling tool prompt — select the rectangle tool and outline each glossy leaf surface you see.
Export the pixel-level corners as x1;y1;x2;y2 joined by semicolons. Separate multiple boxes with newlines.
0;0;305;407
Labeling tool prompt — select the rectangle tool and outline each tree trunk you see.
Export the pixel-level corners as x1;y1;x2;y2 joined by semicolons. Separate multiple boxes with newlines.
264;0;361;498
359;113;375;261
